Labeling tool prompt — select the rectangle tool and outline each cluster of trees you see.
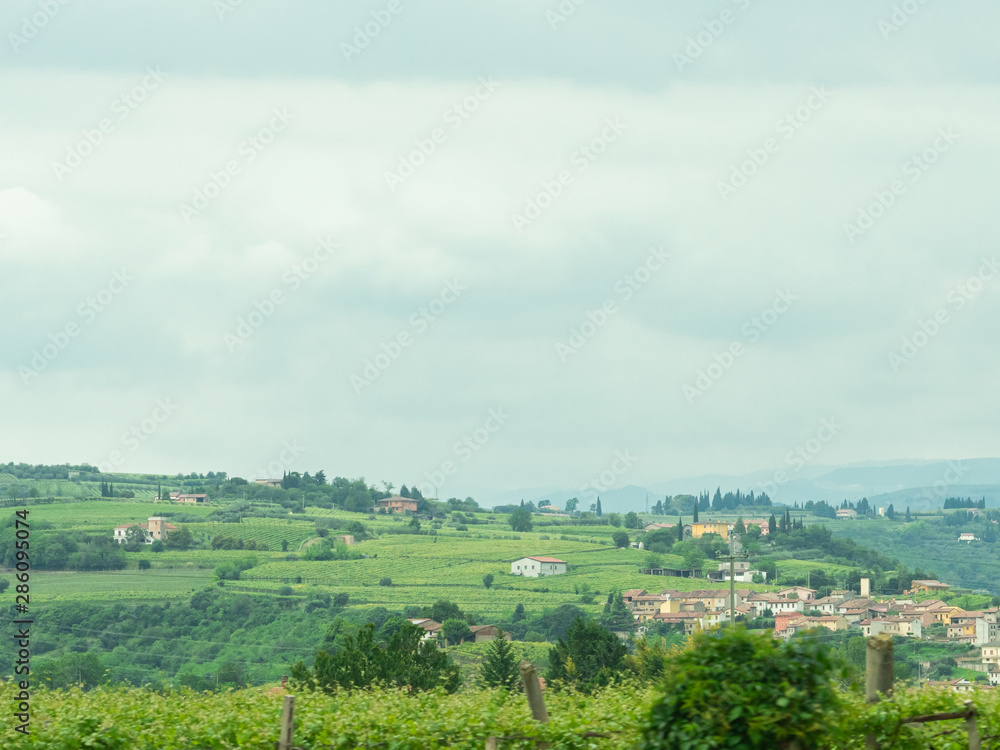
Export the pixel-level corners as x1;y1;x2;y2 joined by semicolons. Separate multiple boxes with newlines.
290;620;460;693
210;534;268;551
0;462;101;480
0;519;128;570
98;481;135;498
301;539;360;561
213;556;261;581
943;496;988;509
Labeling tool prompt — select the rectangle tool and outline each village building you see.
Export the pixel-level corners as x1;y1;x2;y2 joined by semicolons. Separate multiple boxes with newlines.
835;508;858;519
691;522;732;540
908;579;951;595
778;586;817;601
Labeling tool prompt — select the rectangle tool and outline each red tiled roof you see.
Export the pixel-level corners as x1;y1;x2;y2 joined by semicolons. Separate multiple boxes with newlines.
526;556;566;564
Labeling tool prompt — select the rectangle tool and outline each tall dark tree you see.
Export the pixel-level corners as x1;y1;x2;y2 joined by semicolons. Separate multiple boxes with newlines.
905;507;912;522
768;514;777;535
512;603;526;623
886;504;895;521
478;636;520;691
596;497;602;517
712;487;723;511
546;618;628;692
677;514;684;543
692;502;699;523
600;590;636;632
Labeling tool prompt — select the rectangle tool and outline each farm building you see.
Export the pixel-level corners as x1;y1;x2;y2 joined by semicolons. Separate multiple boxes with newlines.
175;493;209;505
114;517;177;545
510;556;567;577
379;496;419;514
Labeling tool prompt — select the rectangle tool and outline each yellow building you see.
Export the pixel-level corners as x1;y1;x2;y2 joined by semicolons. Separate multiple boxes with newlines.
691;522;731;541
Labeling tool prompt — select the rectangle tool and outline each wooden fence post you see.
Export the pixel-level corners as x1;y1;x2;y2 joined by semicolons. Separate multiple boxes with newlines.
964;700;980;750
278;694;295;750
865;635;894;750
520;661;549;724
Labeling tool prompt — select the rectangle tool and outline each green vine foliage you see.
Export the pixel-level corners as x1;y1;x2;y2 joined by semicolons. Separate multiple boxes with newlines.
641;626;843;749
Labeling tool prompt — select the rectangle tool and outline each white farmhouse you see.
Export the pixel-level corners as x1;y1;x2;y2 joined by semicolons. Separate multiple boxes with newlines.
510;556;567;577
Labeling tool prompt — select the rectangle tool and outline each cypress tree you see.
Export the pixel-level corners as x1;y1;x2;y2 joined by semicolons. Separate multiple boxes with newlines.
692;502;699;523
677;515;684;542
596;497;602;517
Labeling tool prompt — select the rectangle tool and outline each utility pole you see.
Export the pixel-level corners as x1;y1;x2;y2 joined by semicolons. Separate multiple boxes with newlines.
723;530;749;626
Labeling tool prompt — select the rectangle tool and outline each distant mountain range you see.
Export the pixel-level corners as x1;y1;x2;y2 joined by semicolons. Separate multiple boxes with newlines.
483;458;1000;514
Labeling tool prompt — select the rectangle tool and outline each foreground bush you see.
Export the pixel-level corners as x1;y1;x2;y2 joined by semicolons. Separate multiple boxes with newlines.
641;626;842;749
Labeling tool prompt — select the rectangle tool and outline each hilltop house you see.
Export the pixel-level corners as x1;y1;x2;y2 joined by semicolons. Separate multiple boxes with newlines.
378;496;419;514
835;509;858;519
114;517;177;545
959;533;977;542
510;556;567;577
255;479;283;488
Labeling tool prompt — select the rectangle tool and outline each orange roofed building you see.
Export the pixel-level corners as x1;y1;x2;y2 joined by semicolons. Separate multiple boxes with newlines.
378;496;419;513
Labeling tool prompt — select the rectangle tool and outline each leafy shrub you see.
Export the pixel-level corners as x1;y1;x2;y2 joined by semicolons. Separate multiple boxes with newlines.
278;586;293;596
640;626;841;750
138;559;151;570
379;577;392;587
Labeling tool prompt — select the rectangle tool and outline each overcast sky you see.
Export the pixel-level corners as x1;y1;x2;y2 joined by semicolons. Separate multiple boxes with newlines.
2;0;998;503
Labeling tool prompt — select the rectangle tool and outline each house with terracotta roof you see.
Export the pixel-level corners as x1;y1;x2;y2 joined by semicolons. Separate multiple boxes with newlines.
779;586;817;601
510;556;567;577
379;496;419;514
113;517;178;545
784;615;850;637
908;579;951;595
408;619;442;641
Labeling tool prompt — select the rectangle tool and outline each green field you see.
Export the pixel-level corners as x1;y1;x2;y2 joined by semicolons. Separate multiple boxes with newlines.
28;500;214;528
33;569;214;601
